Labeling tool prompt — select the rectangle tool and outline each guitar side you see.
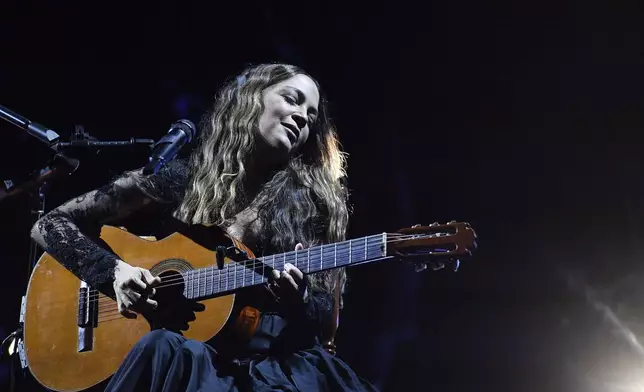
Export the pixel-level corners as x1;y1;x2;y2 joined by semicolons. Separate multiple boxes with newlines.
23;226;237;392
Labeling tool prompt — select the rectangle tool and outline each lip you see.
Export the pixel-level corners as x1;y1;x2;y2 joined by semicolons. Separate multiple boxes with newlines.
281;122;299;144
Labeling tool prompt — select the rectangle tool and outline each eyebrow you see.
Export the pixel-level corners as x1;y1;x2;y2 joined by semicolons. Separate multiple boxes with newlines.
285;86;319;117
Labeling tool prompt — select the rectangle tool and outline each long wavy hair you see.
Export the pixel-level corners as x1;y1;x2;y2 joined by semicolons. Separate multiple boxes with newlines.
174;63;349;300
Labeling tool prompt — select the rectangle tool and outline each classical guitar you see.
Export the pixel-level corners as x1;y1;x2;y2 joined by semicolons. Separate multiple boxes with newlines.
23;221;476;391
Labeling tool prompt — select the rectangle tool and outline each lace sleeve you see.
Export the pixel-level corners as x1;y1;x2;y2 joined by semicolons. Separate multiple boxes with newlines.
30;159;189;292
278;287;335;340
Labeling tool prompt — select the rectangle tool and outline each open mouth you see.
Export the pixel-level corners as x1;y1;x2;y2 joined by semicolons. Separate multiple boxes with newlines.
282;123;299;144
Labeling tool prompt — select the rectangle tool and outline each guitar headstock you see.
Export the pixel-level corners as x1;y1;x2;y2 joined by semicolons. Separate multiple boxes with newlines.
387;221;477;272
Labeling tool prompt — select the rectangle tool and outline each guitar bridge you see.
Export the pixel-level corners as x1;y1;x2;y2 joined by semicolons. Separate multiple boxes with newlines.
77;281;97;352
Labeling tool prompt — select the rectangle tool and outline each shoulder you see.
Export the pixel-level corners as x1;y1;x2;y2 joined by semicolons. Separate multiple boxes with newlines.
136;158;191;204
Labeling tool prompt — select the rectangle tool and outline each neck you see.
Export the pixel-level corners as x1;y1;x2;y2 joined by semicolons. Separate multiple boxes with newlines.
243;153;285;203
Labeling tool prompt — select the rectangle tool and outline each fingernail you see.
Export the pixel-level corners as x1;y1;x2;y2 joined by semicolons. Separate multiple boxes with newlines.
285;263;292;270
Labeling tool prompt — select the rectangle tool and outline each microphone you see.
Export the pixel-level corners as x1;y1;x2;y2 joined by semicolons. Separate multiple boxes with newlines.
0;104;60;148
142;119;196;175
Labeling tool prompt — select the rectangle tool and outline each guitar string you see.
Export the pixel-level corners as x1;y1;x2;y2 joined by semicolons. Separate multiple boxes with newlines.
98;242;462;323
93;239;380;317
90;235;394;314
95;255;400;324
87;233;427;304
55;232;457;312
92;231;452;310
91;237;379;310
49;232;464;321
71;232;462;320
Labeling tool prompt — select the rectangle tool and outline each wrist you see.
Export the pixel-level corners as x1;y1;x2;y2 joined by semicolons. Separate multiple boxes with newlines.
113;259;129;278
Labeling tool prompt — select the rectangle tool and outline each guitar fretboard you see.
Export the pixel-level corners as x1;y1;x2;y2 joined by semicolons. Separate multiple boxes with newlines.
181;233;387;300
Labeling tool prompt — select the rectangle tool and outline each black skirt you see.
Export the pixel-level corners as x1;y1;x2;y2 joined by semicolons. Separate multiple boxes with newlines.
105;326;378;392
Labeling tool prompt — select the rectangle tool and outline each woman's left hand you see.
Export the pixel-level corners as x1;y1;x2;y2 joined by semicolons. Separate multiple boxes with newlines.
271;243;308;302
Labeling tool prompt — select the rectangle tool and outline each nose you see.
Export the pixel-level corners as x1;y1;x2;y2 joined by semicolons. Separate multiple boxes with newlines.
291;112;307;130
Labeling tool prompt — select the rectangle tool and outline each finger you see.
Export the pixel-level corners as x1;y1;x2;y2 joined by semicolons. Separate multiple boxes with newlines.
294;243;304;251
271;269;281;282
128;276;147;292
118;301;138;319
126;292;157;313
141;269;162;286
280;270;298;291
126;290;142;303
124;291;145;310
144;298;158;310
284;263;304;283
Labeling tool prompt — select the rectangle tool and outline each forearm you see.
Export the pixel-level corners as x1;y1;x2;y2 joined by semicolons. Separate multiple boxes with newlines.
31;209;119;290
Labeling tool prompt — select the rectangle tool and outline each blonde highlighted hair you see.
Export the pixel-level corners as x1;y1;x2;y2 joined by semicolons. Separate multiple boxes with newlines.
174;63;350;299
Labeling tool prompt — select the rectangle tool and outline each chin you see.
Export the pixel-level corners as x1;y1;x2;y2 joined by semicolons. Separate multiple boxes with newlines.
257;132;294;163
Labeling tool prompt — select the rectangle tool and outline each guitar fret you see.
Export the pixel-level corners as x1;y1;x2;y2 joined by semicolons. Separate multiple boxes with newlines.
307;248;310;273
320;245;323;271
188;271;192;299
334;243;337;268
208;266;212;297
185;271;189;298
349;239;352;264
210;266;214;296
364;237;367;262
187;271;190;299
240;262;244;289
191;271;195;299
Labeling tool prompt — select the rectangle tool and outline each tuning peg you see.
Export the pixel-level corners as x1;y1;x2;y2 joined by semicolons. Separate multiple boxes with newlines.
448;220;456;224
430;222;439;226
430;261;446;271
411;224;422;228
414;263;428;272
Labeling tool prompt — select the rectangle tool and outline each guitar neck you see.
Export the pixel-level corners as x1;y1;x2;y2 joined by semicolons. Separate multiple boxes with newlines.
181;233;388;300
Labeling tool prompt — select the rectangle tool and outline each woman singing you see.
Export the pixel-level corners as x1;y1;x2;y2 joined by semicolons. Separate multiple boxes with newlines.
31;63;377;391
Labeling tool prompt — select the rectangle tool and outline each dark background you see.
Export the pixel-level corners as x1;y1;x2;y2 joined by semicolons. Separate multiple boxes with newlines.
2;0;644;391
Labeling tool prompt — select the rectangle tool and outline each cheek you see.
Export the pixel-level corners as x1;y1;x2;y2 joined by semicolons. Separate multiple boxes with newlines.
264;96;288;117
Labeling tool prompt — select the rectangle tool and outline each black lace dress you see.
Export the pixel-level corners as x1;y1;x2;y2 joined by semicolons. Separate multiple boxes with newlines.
31;159;378;392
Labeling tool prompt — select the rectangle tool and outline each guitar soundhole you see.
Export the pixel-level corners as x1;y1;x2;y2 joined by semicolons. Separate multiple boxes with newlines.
146;270;204;334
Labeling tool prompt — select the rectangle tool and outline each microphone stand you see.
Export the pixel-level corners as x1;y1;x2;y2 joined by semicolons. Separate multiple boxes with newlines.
0;104;155;391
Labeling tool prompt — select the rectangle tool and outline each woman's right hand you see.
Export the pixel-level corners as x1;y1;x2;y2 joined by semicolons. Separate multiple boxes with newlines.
113;260;162;319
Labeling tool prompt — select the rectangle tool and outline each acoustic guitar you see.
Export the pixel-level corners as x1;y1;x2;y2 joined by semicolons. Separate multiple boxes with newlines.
23;221;476;391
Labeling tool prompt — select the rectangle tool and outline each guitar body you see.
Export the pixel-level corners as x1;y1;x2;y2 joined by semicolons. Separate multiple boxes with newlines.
23;225;244;392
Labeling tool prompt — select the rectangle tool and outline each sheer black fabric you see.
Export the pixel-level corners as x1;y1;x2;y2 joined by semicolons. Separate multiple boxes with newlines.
32;159;378;391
